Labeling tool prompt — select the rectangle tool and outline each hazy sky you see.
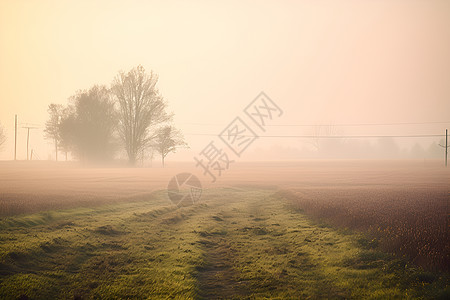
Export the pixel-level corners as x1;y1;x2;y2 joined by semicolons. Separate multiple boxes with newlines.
1;0;449;161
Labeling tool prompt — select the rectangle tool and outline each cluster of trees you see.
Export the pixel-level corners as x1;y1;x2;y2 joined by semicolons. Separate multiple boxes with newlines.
45;66;186;166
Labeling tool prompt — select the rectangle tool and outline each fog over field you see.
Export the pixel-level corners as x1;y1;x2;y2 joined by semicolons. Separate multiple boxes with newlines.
0;0;449;298
0;0;449;162
0;160;448;215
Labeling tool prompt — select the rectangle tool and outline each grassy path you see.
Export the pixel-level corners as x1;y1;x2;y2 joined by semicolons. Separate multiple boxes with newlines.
0;187;447;299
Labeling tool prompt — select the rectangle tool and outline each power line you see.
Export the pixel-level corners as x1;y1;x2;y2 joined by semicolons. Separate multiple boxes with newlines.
179;121;450;127
269;121;450;127
26;121;450;127
184;133;444;139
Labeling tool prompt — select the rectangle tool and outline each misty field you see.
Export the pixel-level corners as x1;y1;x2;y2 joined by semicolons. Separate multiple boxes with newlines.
0;161;449;299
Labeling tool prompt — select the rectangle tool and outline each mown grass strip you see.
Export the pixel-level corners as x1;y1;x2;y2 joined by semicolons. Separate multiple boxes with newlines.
0;188;448;299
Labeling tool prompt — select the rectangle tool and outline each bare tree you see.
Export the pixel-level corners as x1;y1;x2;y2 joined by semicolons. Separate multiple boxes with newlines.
0;122;6;151
111;65;172;165
44;104;64;161
153;125;186;167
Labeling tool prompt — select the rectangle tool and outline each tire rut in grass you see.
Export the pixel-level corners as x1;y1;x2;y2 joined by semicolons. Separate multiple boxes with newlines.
196;236;249;299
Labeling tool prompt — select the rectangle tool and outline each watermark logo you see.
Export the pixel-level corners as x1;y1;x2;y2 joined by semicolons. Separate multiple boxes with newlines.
219;117;258;157
167;91;283;204
194;141;234;183
244;92;283;131
167;173;202;207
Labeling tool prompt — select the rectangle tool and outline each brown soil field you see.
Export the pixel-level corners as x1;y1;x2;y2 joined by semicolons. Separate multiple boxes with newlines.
0;160;448;217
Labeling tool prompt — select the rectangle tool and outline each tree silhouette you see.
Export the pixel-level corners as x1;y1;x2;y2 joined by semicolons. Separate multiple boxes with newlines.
111;66;171;165
153;125;186;167
44;104;64;161
59;86;117;162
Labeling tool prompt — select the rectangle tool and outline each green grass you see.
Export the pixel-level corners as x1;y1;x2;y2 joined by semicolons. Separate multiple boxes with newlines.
0;187;448;299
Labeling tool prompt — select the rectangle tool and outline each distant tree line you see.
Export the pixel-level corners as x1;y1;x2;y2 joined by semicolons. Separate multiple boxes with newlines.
254;137;447;160
45;66;186;165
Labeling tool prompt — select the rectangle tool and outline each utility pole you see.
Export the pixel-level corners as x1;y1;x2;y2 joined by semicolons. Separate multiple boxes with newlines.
22;125;38;161
14;115;17;160
439;129;448;167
